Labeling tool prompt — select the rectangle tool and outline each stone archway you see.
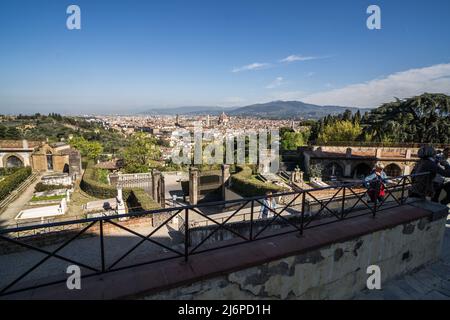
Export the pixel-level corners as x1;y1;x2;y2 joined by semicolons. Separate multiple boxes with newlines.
385;163;402;177
4;154;24;168
353;162;372;179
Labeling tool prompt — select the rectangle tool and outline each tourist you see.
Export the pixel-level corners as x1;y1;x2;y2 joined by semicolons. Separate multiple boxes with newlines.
259;191;277;219
410;146;450;200
431;147;450;204
364;162;389;204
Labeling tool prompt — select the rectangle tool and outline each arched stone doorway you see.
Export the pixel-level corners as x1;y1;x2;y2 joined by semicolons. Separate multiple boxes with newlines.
5;155;24;168
353;163;372;179
385;163;402;177
46;151;53;171
322;162;344;180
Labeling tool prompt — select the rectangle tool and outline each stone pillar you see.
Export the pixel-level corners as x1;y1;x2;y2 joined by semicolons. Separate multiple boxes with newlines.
403;165;411;175
344;163;352;177
346;147;352;158
189;167;199;205
116;187;126;215
376;148;383;158
406;149;412;159
159;175;166;208
221;164;230;200
152;169;161;201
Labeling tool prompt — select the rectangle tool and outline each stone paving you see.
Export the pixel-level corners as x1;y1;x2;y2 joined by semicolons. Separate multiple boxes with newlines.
355;212;450;300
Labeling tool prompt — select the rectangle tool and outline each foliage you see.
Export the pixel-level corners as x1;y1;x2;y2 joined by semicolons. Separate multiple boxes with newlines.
280;129;308;151
361;93;450;143
308;163;323;179
317;120;363;143
95;168;109;185
0;126;22;139
35;183;71;192
123;132;161;173
127;189;160;211
0;167;32;202
80;161;132;199
230;165;286;197
69;136;103;160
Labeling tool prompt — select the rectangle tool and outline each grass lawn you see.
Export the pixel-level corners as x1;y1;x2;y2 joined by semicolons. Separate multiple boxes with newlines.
31;194;66;202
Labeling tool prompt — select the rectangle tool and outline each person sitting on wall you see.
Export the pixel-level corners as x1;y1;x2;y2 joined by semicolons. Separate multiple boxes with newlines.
259;191;277;219
410;146;450;201
430;147;450;205
364;162;390;204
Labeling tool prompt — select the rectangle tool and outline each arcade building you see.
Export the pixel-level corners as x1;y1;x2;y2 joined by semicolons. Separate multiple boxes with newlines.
0;140;82;178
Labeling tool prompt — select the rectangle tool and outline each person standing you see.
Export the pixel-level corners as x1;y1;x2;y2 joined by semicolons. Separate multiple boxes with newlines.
410;146;450;200
259;191;277;219
431;147;450;204
364;163;390;204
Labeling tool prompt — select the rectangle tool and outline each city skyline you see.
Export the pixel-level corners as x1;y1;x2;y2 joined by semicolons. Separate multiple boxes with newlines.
1;0;450;114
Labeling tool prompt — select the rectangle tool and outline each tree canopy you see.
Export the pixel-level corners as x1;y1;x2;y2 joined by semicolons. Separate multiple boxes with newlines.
123;132;161;173
317;120;363;143
361;93;450;143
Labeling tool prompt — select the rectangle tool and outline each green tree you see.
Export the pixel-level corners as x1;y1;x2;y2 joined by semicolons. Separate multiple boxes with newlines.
123;132;161;173
281;131;306;151
317;120;362;143
362;93;450;143
69;136;103;160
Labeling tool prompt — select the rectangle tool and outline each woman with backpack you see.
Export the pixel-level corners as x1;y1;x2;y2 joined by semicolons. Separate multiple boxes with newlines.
364;163;390;204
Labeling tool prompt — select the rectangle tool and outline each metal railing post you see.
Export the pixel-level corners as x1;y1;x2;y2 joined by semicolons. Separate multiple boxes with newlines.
300;192;305;235
249;200;254;241
99;220;105;272
400;176;406;204
184;208;189;262
341;187;346;220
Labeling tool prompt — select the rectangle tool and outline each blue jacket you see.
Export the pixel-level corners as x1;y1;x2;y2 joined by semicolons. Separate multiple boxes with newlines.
364;171;388;188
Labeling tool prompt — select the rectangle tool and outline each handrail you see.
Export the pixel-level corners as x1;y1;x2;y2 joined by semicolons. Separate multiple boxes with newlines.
0;172;430;296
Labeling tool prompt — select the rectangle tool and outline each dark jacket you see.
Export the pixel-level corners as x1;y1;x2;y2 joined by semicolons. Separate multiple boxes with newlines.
410;158;450;198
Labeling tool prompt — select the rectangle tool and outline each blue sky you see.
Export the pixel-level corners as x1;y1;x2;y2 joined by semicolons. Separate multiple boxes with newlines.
1;0;450;114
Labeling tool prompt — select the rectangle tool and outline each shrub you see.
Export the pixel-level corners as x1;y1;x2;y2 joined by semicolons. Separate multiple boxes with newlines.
80;161;132;199
0;167;32;202
127;189;161;212
230;166;286;197
35;183;71;192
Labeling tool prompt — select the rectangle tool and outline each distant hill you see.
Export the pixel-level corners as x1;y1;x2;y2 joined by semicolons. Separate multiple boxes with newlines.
139;101;362;119
228;101;361;119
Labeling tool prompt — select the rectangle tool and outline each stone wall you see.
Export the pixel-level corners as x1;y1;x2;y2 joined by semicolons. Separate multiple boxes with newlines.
144;213;446;300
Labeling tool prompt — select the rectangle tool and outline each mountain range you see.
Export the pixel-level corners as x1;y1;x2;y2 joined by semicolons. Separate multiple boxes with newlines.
140;101;363;119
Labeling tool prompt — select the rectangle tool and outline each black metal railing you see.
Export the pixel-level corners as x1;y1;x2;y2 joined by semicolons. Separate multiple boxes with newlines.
0;172;429;297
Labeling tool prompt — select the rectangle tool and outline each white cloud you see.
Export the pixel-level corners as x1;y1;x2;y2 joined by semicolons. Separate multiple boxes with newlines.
266;77;284;89
306;72;315;77
280;55;318;63
232;62;270;73
302;63;450;108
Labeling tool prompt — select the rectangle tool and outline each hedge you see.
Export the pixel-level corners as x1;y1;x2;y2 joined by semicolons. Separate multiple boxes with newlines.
35;183;71;192
0;167;32;202
127;188;161;211
80;161;132;199
230;165;286;197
